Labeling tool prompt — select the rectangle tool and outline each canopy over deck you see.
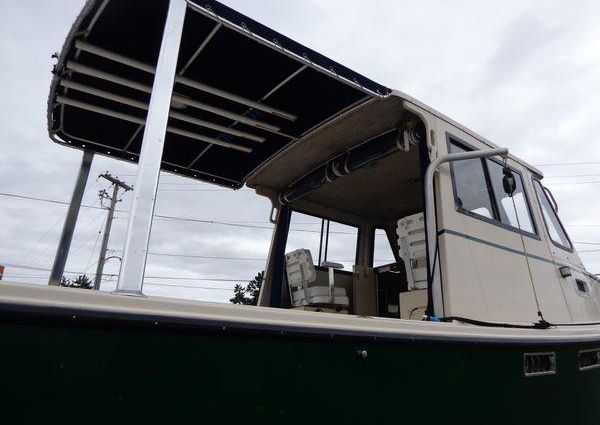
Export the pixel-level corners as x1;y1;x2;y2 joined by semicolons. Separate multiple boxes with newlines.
48;0;391;188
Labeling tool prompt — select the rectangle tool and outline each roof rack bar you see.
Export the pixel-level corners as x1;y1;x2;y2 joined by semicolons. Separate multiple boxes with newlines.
169;110;263;142
171;94;279;132
261;64;307;101
72;0;109;62
74;40;297;121
176;75;295;121
60;80;265;143
74;40;154;71
178;22;222;75
67;61;149;90
121;20;225;157
123;124;144;153
56;96;252;153
186;63;307;166
65;61;281;132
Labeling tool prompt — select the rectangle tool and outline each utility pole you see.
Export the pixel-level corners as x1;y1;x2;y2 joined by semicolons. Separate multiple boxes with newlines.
93;173;132;290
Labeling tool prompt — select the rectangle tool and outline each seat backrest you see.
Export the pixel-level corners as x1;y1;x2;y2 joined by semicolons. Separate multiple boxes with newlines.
285;249;316;289
397;213;427;290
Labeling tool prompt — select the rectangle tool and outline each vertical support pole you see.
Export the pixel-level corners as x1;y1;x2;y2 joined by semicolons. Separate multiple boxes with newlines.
317;219;324;266
323;220;330;264
49;150;94;286
116;0;187;295
93;183;119;290
268;204;291;308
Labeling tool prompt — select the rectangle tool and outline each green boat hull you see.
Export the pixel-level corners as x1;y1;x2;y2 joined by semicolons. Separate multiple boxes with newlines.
1;308;599;424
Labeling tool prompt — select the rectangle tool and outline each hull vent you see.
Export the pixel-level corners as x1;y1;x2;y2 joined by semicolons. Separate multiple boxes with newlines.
524;353;556;377
579;349;600;371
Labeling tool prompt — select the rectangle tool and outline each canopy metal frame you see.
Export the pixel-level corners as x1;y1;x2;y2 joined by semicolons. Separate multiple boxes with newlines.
48;0;391;295
115;0;188;295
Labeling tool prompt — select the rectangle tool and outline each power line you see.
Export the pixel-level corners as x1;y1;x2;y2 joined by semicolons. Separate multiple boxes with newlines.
13;215;63;266
534;161;600;167
148;252;265;261
0;275;235;292
1;189;599;247
0;191;105;210
0;191;320;229
2;190;600;241
158;188;254;194
545;174;600;179
152;213;355;234
142;282;234;291
547;181;600;186
106;248;381;263
84;216;104;273
1;264;249;283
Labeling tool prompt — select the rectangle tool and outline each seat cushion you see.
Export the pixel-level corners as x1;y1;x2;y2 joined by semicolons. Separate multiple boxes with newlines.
292;286;349;306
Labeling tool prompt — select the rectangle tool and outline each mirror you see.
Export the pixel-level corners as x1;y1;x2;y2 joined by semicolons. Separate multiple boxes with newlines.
502;167;516;196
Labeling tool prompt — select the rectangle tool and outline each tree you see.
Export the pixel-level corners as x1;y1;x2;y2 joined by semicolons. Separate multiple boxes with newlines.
230;271;263;305
60;274;93;290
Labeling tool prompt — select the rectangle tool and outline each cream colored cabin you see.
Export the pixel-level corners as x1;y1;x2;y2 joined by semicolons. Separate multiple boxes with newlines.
251;91;600;326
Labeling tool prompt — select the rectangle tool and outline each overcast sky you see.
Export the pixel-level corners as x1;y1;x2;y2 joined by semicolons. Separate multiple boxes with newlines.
1;0;599;303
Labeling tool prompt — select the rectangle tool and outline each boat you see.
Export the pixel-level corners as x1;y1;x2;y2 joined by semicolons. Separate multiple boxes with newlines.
2;0;600;422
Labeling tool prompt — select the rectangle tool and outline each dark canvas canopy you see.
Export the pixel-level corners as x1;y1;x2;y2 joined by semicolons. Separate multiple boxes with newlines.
48;0;390;188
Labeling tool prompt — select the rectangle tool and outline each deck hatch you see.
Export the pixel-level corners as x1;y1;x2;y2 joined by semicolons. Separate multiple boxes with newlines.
48;0;390;187
524;352;556;377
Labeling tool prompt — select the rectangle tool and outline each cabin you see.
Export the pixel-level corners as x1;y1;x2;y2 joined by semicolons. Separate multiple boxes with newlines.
251;92;600;326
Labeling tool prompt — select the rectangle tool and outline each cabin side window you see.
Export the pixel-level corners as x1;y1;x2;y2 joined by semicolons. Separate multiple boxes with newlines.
533;180;572;250
449;138;536;235
284;211;359;270
373;229;397;267
449;142;494;218
486;160;536;234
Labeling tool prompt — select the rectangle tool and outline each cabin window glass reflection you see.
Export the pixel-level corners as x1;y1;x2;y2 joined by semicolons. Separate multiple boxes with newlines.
449;142;494;218
486;160;535;234
533;181;572;250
